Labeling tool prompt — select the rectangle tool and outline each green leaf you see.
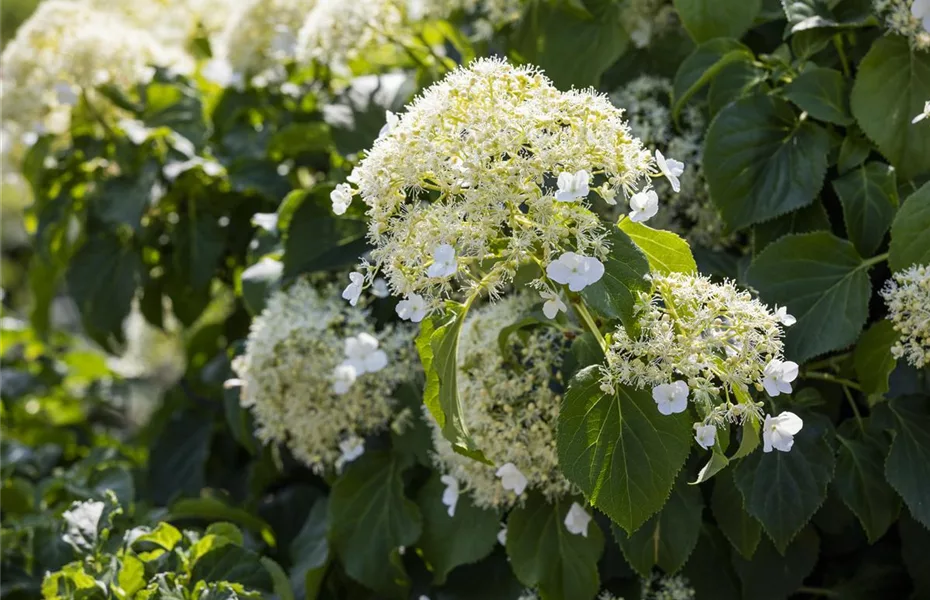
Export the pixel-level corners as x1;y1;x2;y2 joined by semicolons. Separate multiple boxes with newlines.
613;473;704;575
330;452;422;594
705;94;830;230
131;522;183;553
148;413;212;506
581;228;650;331
834;429;900;542
190;545;274;592
672;39;754;120
92;162;159;230
881;396;930;529
674;0;762;43
117;555;146;597
900;511;930;598
282;187;368;278
731;527;820;600
416;306;487;462
618;219;696;275
290;497;329;600
65;236;141;350
888;181;930;272
781;0;834;31
168;497;276;547
506;494;604;600
746;232;873;363
708;61;769;118
712;470;762;559
268;122;332;159
556;366;692;533
832;162;898;257
324;74;415;155
752;200;831;252
853;320;899;400
239;257;283;316
173;215;226;291
260;558;295;600
837;129;873;174
416;474;499;584
681;527;742;600
733;417;835;552
851;37;930;180
784;67;853;125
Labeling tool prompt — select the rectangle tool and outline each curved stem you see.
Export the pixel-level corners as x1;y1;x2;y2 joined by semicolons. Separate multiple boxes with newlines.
862;252;889;269
572;297;607;354
802;371;862;391
842;385;865;432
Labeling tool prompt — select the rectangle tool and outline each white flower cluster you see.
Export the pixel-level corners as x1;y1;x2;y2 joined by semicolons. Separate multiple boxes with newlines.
0;1;188;134
81;0;235;48
610;76;732;249
338;58;658;315
881;263;930;368
429;293;576;510
600;273;801;450
874;0;930;51
230;279;415;473
419;0;524;36
621;0;679;48
217;0;317;78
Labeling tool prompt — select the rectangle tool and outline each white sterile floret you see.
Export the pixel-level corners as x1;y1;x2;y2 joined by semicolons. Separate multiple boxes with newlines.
216;0;315;77
762;358;799;397
343;58;654;310
427;244;458;278
331;183;354;215
693;423;716;450
762;412;804;453
342;272;364;306
547;252;605;292
379;111;400;138
440;475;460;517
874;0;930;51
496;463;529;495
540;290;567;319
655;149;684;193
774;306;797;326
628;189;659;223
232;280;415;473
497;526;507;545
914;101;930;124
372;278;390;298
564;502;593;537
396;293;428;322
335;437;365;472
428;293;576;509
652;381;689;415
555;170;590;202
881;264;930;368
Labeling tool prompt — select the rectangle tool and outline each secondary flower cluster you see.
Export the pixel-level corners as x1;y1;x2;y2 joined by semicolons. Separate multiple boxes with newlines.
610;76;732;249
337;58;660;316
874;0;930;51
230;279;415;473
600;273;801;451
621;0;679;48
881;263;930;368
428;293;576;510
0;1;188;134
82;0;234;48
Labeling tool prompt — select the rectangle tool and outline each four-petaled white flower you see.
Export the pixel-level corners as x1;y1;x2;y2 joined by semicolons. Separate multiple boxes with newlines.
656;149;684;193
652;381;689;415
628;189;659;223
762;411;804;453
332;364;357;395
762;358;798;397
563;502;593;537
694;423;716;450
774;306;797;326
913;101;930;125
555;170;590;202
396;293;428;322
497;526;507;545
331;183;354;215
495;462;528;496
343;333;388;375
335;437;365;471
546;252;605;292
440;475;460;517
540;290;567;319
379;110;400;138
427;244;458;278
371;278;390;298
342;271;364;306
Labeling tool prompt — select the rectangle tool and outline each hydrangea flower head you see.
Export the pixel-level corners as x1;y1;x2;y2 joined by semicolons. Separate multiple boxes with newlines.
874;0;930;51
231;280;415;472
881;264;930;368
216;0;315;78
340;58;655;313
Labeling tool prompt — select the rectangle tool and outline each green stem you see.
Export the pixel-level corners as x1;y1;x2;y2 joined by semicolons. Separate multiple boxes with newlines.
798;586;841;598
862;252;889;269
842;385;865;432
802;371;862;391
805;352;853;372
573;298;607;354
833;35;851;78
81;90;117;139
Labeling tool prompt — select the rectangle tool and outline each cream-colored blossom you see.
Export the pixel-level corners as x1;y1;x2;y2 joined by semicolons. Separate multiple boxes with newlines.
81;0;235;48
601;273;791;428
0;1;189;132
881;263;930;368
217;0;316;77
428;293;575;509
344;58;655;312
874;0;930;51
610;76;732;249
232;279;415;472
621;0;679;48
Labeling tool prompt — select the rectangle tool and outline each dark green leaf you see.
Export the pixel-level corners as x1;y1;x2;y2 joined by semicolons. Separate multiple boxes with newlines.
672;39;754;120
834;430;900;542
618;219;696;275
506;494;604;600
888;181;930;272
681;527;742;600
712;469;762;559
707;61;769;118
190;545;274;592
324;73;415;155
731;527;819;600
900;511;930;598
261;558;295;600
268;123;332;159
837;129;873;174
330;452;422;594
851;37;930;180
581;228;650;331
746;232;872;363
881;396;930;529
282;187;368;277
674;0;762;43
148;413;212;506
854;320;899;400
290;497;330;600
752;200;831;252
239;257;283;316
557;367;692;533
168;497;275;547
784;67;852;125
705;94;830;230
832;162;898;257
173;215;226;291
92;162;159;229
